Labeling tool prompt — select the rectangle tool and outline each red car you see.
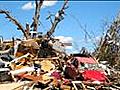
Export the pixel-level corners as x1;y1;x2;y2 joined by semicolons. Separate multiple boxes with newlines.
64;54;109;84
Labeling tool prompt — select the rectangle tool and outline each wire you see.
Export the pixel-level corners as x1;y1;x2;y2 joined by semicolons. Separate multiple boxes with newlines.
68;13;97;48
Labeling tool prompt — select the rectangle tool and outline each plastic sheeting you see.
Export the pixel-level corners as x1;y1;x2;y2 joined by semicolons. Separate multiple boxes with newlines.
82;70;106;82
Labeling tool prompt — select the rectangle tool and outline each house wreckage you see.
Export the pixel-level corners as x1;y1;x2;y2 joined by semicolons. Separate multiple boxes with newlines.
0;0;120;90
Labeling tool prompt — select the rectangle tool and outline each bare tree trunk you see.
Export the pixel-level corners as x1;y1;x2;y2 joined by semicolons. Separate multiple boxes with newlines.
31;0;43;38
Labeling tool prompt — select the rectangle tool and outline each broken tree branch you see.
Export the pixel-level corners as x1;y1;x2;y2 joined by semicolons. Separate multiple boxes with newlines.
0;10;29;39
43;0;68;38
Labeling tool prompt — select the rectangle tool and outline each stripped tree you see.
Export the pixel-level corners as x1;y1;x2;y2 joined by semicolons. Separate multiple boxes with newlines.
0;0;44;39
31;0;44;38
43;0;68;38
95;12;120;67
0;0;68;40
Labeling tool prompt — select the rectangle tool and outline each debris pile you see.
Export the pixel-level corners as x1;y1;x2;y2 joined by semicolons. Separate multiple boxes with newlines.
0;0;120;90
0;38;120;90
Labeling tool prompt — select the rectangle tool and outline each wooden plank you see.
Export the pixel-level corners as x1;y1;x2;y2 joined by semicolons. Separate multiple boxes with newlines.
72;81;86;90
0;81;31;90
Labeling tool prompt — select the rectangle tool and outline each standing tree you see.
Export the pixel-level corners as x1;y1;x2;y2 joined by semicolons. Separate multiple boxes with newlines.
95;12;120;67
0;0;44;39
0;0;68;40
